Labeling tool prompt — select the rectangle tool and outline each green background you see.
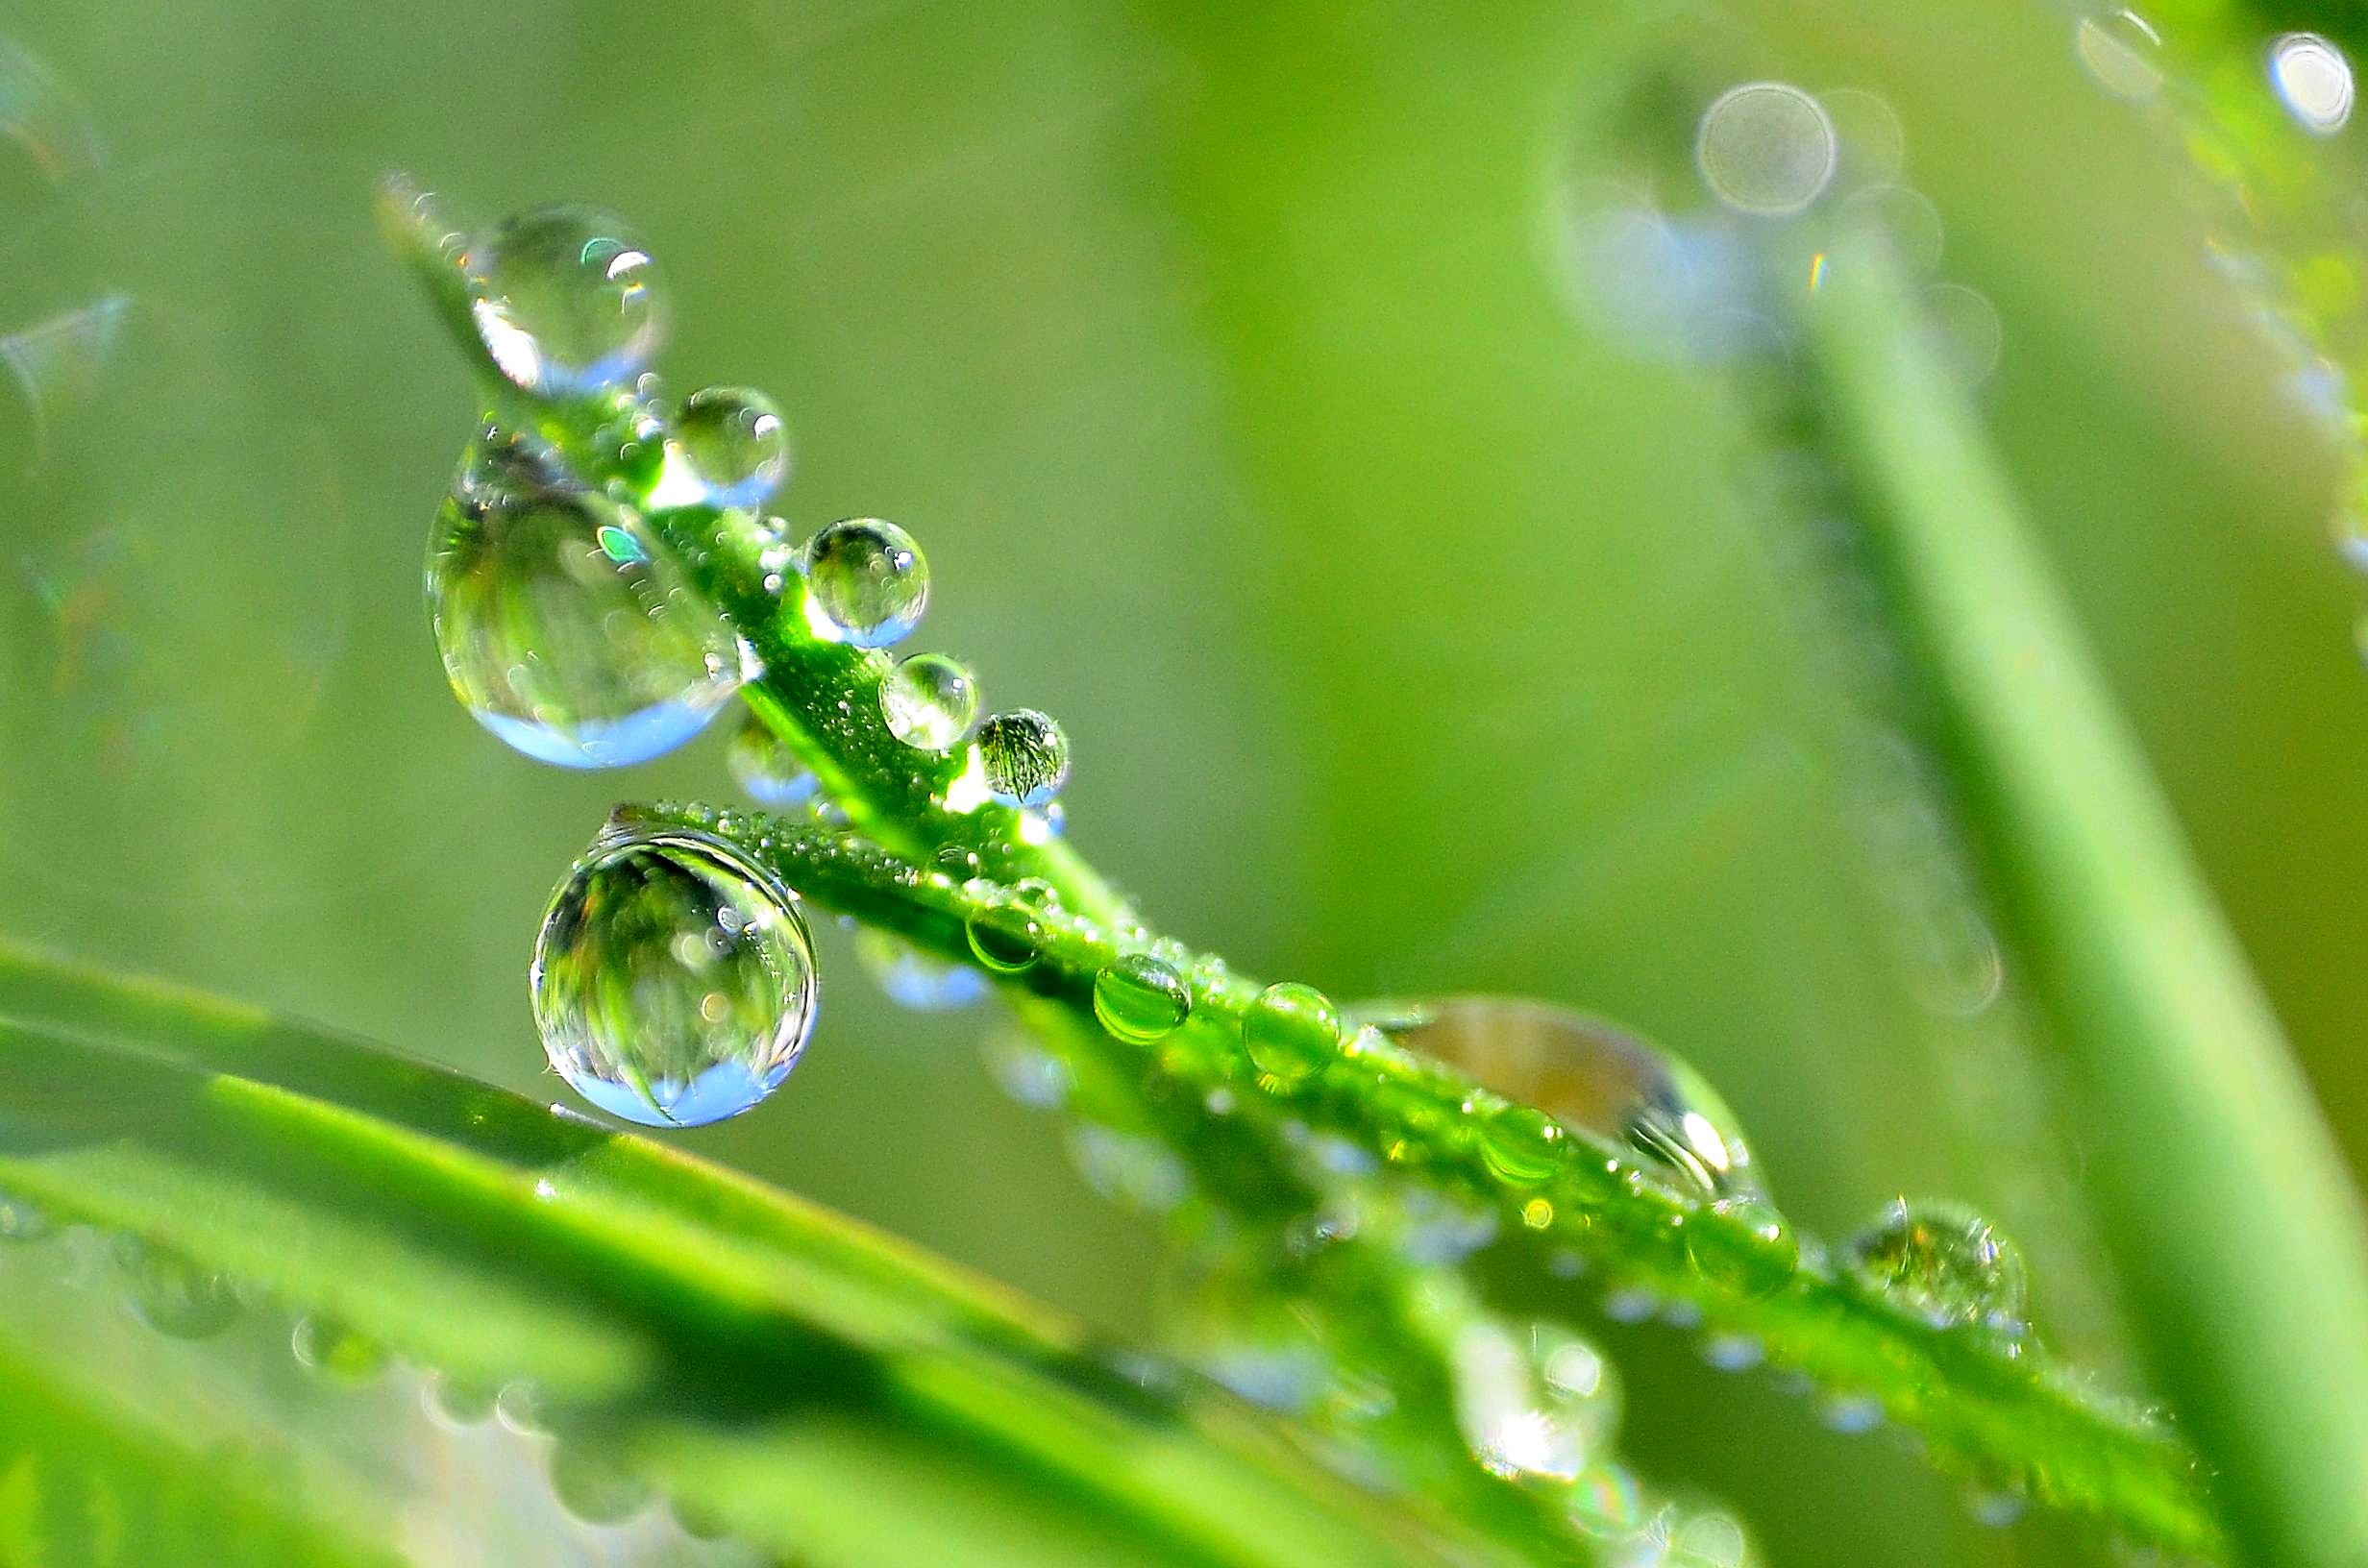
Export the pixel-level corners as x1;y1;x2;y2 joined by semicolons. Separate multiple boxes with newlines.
1;1;2360;1562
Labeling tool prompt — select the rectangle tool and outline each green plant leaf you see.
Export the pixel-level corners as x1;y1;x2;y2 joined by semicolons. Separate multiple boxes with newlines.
0;939;1517;1568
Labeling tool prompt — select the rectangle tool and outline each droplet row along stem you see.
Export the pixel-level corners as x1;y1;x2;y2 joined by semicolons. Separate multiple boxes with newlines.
621;801;2219;1556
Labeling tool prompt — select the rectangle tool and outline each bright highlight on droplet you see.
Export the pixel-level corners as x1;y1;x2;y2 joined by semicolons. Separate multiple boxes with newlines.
1695;82;1838;216
2269;32;2355;135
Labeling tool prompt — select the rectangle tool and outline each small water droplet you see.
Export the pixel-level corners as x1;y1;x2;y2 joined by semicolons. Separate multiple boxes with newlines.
726;709;817;807
468;205;667;397
880;652;979;750
424;1372;498;1428
1841;1198;2029;1335
291;1314;388;1383
1244;982;1339;1085
430;442;741;768
1354;997;1764;1200
2270;32;2355;135
856;928;987;1011
531;823;818;1127
2075;9;2164;100
1686;1195;1798;1297
1696;83;1838;216
495;1380;551;1435
1478;1102;1566;1187
674;385;789;508
966;894;1044;974
802;518;927;648
1093;953;1193;1042
116;1237;238;1339
976;709;1071;808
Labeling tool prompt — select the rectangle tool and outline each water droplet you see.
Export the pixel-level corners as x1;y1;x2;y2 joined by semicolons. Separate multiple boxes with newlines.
425;1372;497;1428
1569;1464;1646;1535
1244;982;1339;1085
291;1314;387;1383
1686;1196;1798;1297
468;205;666;398
531;823;818;1127
0;1188;53;1243
548;1444;653;1525
880;652;979;750
966;893;1044;974
674;385;789;508
856;928;987;1011
2270;33;2355;135
1696;83;1838;216
1354;997;1763;1199
1452;1320;1616;1482
1094;954;1192;1042
802;518;927;648
1841;1198;2029;1335
116;1237;237;1338
2075;10;2164;100
495;1380;551;1435
726;709;817;807
1478;1102;1566;1187
977;709;1071;808
429;445;741;768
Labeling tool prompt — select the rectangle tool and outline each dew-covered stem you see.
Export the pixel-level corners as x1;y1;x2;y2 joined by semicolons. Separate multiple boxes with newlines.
1798;248;2368;1568
623;802;2224;1556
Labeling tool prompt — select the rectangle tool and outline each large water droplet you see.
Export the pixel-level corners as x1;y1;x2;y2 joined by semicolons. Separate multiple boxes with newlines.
1841;1197;2029;1335
468;205;666;398
802;518;927;648
1094;953;1192;1042
1696;83;1838;216
117;1237;238;1339
675;385;789;508
531;823;818;1127
1245;982;1339;1085
880;652;978;750
429;443;742;768
726;709;817;807
1354;997;1763;1200
977;708;1071;808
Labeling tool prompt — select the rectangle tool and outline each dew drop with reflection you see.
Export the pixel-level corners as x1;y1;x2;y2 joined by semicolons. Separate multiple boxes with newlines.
1841;1197;2030;1335
880;652;978;750
1696;83;1838;216
802;517;928;648
531;823;818;1127
977;708;1071;807
468;205;667;397
676;384;790;509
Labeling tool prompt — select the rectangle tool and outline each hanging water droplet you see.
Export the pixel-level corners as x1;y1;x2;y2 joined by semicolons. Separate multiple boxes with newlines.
1841;1197;2029;1335
116;1237;238;1339
802;518;928;648
880;652;978;750
856;928;987;1011
495;1380;551;1436
1354;997;1763;1200
2074;9;2164;100
548;1444;653;1525
429;443;742;768
674;385;789;508
468;205;667;398
965;890;1044;974
1244;982;1339;1085
425;1372;498;1428
726;709;817;807
977;708;1071;808
1686;1196;1798;1297
291;1314;388;1383
531;823;819;1127
1094;953;1192;1042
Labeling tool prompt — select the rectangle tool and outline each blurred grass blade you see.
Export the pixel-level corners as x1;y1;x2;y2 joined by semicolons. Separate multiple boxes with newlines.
0;940;1513;1568
1802;252;2368;1568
